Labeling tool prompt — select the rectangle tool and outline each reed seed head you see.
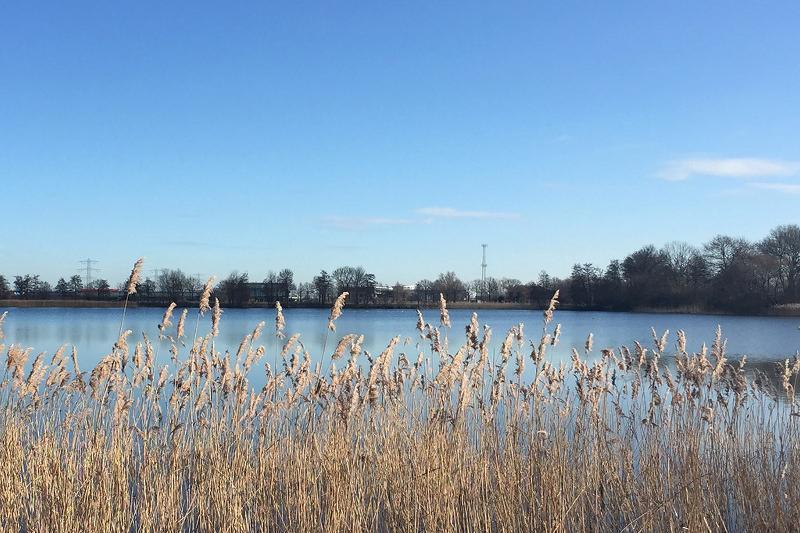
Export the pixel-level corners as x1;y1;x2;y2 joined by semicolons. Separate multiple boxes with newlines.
328;292;348;332
199;276;216;315
126;257;144;295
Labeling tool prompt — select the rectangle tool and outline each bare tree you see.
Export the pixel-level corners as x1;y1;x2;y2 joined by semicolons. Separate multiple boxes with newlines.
332;266;376;304
761;224;800;302
703;235;751;275
157;269;193;303
414;279;434;304
391;283;408;304
296;282;315;303
433;271;467;302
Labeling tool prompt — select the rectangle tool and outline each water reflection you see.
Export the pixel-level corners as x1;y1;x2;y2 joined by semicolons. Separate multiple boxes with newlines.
1;306;798;390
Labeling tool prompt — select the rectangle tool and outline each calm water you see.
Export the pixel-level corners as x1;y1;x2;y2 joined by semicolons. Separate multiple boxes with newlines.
2;306;799;377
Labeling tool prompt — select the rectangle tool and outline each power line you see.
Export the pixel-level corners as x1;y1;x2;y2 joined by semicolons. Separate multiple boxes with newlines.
78;258;100;287
481;244;488;301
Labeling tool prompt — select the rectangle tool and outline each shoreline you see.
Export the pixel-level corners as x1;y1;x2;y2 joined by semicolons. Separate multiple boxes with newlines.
2;299;800;318
0;299;138;309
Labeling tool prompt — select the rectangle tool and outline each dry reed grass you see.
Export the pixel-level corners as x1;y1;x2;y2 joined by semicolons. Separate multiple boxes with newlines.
0;273;799;532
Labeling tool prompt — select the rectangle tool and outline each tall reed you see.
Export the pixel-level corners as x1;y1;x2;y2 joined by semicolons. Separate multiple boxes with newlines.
0;285;798;531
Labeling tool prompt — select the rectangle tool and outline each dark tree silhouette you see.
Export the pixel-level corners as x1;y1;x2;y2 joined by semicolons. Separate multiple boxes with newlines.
219;272;250;307
313;271;333;304
0;275;11;299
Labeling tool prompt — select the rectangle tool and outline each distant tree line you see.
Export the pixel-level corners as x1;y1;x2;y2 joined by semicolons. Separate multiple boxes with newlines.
2;224;799;314
556;225;800;313
368;224;800;313
0;274;112;300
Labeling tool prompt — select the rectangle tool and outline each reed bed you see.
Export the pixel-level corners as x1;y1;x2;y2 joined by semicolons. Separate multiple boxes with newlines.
0;272;799;532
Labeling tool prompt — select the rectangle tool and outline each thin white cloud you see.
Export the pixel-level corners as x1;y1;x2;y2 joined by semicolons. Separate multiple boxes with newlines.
659;158;799;182
323;207;520;230
750;182;800;194
322;215;415;230
416;207;520;220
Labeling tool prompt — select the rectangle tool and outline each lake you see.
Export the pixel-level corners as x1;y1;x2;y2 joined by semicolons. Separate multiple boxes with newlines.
2;306;799;382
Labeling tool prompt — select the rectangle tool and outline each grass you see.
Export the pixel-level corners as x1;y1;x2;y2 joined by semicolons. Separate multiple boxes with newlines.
0;284;799;532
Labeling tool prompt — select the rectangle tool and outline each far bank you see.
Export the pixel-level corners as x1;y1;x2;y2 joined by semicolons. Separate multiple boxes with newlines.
2;299;800;318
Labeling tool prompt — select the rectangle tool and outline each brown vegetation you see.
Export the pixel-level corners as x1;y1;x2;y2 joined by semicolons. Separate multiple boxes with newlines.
0;273;799;531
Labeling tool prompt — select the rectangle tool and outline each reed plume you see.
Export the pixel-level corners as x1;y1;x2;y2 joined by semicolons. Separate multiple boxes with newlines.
159;302;177;335
275;301;286;339
331;334;357;361
0;298;795;532
439;293;451;328
125;257;144;295
199;276;215;315
544;289;559;325
211;298;222;337
328;292;348;332
176;308;188;338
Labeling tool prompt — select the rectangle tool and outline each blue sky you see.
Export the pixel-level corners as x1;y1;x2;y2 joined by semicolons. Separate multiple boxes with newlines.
2;1;799;286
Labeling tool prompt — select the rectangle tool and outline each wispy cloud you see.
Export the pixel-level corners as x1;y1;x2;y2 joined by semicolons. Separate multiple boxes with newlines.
321;216;415;230
416;207;520;220
750;182;800;194
322;206;520;231
324;244;367;252
164;240;209;247
659;157;800;182
161;240;267;251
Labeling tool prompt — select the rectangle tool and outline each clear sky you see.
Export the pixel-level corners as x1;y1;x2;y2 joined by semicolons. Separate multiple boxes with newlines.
2;1;799;286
